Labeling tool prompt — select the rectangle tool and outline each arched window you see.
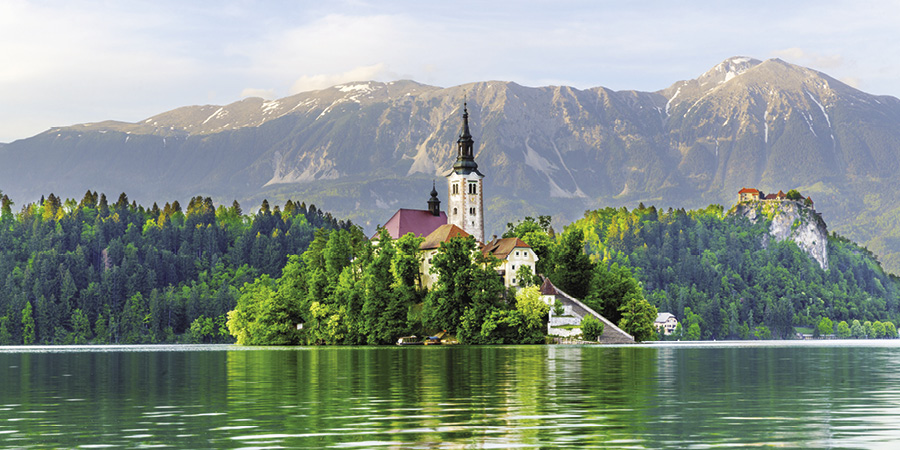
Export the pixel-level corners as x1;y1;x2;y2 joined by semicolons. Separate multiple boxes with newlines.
453;207;457;215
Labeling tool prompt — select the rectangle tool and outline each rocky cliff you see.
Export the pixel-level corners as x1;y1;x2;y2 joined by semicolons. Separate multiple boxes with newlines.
730;200;829;270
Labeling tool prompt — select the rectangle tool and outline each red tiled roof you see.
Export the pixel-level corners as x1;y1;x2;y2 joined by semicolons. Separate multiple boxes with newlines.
420;224;470;250
738;187;760;194
539;277;559;296
764;194;778;199
378;208;447;240
481;237;532;260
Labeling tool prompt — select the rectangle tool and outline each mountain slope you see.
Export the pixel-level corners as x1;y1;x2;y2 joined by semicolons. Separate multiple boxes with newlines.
3;57;900;271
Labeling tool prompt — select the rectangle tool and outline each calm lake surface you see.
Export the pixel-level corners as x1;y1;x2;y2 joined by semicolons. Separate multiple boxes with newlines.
1;342;900;449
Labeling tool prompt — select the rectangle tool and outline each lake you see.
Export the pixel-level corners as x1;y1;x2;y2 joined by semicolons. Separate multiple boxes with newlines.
1;341;899;448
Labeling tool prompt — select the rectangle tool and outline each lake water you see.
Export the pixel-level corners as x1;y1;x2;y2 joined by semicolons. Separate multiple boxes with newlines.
1;341;900;449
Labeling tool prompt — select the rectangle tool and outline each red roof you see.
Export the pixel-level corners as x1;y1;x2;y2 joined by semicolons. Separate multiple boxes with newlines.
482;237;532;260
379;208;447;240
764;193;778;199
540;277;560;296
738;187;760;194
420;224;470;250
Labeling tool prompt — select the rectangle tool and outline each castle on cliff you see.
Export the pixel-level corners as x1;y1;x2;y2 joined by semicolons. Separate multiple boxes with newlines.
738;187;813;206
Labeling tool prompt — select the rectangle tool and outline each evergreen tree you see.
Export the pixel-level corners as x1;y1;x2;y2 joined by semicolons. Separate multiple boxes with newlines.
21;302;34;345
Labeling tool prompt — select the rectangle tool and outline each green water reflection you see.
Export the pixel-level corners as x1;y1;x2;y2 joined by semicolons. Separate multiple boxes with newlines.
1;343;899;448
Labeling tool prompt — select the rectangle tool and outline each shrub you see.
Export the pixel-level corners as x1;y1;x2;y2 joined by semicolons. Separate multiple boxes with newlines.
581;315;604;341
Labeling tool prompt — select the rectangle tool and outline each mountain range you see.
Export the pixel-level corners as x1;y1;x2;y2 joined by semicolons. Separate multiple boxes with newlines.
3;56;900;272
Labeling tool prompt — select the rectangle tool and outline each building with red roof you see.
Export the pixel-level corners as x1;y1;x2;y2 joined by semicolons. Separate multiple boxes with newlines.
738;187;762;202
482;237;539;287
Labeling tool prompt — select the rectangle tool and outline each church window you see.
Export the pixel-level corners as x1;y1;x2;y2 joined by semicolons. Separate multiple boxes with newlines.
452;183;459;195
468;183;477;194
453;207;457;215
469;207;475;215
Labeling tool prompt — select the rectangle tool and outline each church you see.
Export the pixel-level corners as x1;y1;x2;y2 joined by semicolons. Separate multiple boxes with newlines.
378;103;538;289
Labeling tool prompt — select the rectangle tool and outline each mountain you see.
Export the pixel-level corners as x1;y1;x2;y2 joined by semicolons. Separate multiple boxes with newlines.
3;57;900;271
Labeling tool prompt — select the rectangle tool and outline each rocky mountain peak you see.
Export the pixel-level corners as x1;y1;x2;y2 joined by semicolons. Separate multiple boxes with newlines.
697;56;762;87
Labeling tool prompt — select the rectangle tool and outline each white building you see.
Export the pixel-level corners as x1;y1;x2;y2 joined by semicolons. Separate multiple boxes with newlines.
654;313;678;335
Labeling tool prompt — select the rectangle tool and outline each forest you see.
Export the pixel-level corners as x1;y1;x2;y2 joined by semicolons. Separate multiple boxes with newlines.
5;187;889;345
0;190;348;344
0;189;658;345
568;204;900;340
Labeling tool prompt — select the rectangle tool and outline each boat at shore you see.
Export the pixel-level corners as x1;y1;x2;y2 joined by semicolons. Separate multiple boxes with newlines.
396;336;424;346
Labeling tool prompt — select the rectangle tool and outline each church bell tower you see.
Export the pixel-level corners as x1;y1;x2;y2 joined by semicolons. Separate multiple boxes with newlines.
446;103;485;243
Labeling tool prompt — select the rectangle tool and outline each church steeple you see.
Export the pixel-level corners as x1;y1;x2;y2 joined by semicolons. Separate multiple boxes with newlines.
453;102;480;175
446;101;485;243
427;181;441;216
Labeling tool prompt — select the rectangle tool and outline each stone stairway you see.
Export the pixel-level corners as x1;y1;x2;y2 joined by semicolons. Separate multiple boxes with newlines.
541;278;635;344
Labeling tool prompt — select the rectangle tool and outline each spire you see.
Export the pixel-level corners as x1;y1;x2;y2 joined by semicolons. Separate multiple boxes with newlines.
453;101;479;175
427;180;441;216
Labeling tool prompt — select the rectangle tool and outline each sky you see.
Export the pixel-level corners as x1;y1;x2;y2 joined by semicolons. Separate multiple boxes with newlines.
1;0;899;143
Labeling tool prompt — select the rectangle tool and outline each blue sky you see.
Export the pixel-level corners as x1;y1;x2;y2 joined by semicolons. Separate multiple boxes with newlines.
1;0;898;143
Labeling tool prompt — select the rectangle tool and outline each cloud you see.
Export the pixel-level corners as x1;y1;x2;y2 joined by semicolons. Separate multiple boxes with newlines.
839;77;860;89
290;64;398;94
240;88;277;99
771;48;845;69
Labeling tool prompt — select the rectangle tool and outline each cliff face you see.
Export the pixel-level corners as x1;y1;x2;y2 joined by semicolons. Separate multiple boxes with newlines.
731;200;829;270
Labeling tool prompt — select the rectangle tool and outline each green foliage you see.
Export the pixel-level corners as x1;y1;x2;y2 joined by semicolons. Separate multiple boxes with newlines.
553;299;565;316
424;235;481;335
569;204;900;340
837;321;851;338
786;189;803;200
0;316;11;345
0;191;346;344
754;325;772;340
585;262;643;325
618;294;658;342
21;302;34;345
885;321;898;338
548;227;593;299
817;317;834;337
581;315;604;341
850;319;865;339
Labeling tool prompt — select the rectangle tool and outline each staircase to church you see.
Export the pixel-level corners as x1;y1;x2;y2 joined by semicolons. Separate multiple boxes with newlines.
541;278;635;344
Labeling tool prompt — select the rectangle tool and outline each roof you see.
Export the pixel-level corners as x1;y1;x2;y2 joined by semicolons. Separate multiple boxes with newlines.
738;187;760;194
379;208;447;240
481;237;533;260
539;277;559;296
655;313;676;323
764;193;777;199
420;224;471;250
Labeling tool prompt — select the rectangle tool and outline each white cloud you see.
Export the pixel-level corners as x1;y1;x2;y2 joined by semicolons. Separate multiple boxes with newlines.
290;63;398;94
240;88;277;99
771;48;845;70
839;77;860;89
